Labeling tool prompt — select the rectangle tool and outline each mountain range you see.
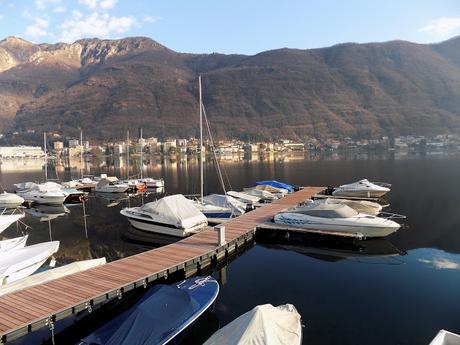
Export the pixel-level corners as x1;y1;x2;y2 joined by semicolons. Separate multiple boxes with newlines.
2;35;460;141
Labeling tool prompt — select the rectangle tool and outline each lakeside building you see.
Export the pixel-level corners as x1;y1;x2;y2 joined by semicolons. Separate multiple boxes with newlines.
0;146;45;158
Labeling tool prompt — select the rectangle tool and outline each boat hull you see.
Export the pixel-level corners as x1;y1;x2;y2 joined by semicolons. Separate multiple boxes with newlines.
0;214;25;234
274;213;400;238
332;189;389;198
95;186;129;193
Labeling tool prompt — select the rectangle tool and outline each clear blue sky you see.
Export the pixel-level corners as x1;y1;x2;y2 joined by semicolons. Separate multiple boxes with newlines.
1;0;460;54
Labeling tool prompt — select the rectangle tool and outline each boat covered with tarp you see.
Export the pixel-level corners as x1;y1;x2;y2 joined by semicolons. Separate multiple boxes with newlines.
203;303;302;345
256;180;295;193
80;276;219;345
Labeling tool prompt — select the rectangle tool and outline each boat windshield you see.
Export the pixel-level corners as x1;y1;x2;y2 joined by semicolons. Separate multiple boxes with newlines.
294;204;359;218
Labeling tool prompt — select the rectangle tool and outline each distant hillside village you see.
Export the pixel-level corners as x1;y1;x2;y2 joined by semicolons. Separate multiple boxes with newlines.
0;133;459;159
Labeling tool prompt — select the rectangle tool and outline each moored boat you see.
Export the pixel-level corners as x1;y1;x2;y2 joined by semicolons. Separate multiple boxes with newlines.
332;179;391;198
139;177;164;188
0;257;106;296
256;180;295;193
0;241;60;285
274;202;401;238
120;194;208;237
80;276;219;345
95;178;129;193
192;194;247;219
14;182;67;205
203;303;302;345
227;190;261;205
0;192;24;208
313;198;383;216
429;330;460;345
0;211;26;234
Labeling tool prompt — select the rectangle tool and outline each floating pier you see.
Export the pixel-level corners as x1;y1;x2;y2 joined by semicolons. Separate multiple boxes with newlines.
0;186;324;343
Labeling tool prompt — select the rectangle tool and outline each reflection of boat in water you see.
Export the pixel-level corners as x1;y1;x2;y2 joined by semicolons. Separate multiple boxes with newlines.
25;204;70;221
123;227;180;247
94;191;128;207
261;238;404;262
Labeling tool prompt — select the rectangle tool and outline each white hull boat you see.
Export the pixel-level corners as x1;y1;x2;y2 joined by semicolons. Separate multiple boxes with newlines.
203;304;302;345
275;202;400;238
0;213;25;234
0;257;106;296
332;179;390;198
429;330;460;345
0;241;60;285
227;190;261;204
95;179;129;193
121;194;208;237
254;184;288;198
0;192;24;208
243;187;278;201
0;235;28;253
139;177;164;188
14;182;67;205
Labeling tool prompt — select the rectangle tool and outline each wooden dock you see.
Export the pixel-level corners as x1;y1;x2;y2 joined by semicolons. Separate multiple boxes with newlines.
0;186;324;343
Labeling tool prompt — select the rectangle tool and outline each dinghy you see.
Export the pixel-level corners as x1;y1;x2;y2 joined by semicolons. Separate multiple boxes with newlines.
429;329;460;345
0;211;25;234
0;241;59;285
332;179;390;198
256;180;295;193
274;202;400;238
0;192;24;208
203;304;302;345
0;257;106;296
120;194;208;237
80;276;219;345
0;235;28;253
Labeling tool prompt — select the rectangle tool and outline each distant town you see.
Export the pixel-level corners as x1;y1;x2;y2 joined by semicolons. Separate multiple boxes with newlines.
0;133;459;160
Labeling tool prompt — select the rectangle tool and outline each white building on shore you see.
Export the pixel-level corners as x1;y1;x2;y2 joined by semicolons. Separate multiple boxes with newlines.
0;146;45;158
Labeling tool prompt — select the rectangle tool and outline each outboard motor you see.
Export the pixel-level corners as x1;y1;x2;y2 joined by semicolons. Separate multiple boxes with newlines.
325;186;335;195
245;204;255;212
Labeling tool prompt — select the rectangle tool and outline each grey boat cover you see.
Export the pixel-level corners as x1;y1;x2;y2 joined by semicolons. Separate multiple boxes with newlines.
203;304;301;345
292;202;359;218
203;194;246;215
139;194;207;229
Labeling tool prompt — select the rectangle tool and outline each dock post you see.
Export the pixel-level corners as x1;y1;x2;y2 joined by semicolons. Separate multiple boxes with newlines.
215;224;226;246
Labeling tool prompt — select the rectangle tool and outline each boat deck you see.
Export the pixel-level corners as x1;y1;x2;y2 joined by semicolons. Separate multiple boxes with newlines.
0;186;324;343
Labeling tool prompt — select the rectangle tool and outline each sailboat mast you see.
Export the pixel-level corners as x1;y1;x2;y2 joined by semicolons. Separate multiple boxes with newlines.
126;130;130;179
44;131;47;181
199;75;204;202
80;130;83;180
140;128;143;179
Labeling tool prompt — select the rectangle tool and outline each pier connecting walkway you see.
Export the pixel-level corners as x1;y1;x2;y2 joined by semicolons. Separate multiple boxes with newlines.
0;186;324;343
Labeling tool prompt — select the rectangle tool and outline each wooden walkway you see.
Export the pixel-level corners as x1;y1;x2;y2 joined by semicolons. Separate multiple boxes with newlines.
0;186;324;343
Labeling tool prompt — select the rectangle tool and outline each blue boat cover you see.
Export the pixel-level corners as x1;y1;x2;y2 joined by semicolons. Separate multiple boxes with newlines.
255;180;294;193
82;285;199;345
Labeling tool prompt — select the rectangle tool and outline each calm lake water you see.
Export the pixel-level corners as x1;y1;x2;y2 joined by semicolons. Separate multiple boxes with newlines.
3;151;460;345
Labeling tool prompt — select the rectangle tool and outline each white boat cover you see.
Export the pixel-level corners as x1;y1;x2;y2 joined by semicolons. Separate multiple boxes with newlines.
0;192;24;205
203;194;246;215
429;329;460;345
139;195;207;229
292;202;359;218
255;184;288;195
14;182;64;193
0;241;60;284
0;257;106;296
227;191;260;204
322;198;382;215
203;304;302;345
0;235;28;253
243;188;278;200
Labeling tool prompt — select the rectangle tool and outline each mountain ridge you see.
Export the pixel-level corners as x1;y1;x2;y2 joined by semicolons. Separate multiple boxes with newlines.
2;35;460;141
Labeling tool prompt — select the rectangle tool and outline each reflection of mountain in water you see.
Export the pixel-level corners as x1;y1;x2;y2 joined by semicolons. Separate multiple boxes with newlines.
261;238;404;263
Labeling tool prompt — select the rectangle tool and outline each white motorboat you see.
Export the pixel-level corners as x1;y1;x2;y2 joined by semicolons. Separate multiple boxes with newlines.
242;187;279;201
0;257;106;296
313;198;383;216
192;194;247;219
274;202;400;238
95;178;129;193
14;182;67;205
0;235;28;253
0;211;26;234
0;192;24;208
120;194;208;237
0;241;60;285
332;179;391;198
139;177;164;188
429;330;460;345
203;304;302;345
227;190;261;205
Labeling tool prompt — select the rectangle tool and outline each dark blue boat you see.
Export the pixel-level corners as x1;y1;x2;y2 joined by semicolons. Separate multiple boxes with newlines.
80;276;219;345
256;180;295;193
